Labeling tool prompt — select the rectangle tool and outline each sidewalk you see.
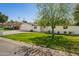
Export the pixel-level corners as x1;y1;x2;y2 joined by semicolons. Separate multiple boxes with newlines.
0;30;23;35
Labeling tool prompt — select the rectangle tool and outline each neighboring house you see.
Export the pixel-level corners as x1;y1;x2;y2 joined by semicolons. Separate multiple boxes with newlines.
3;22;22;30
20;22;79;35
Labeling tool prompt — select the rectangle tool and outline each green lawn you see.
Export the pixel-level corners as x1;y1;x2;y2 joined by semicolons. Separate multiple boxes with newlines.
1;32;79;54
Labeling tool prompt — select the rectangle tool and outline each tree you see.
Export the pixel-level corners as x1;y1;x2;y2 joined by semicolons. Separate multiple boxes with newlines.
35;19;49;32
36;3;72;38
0;12;8;23
73;4;79;25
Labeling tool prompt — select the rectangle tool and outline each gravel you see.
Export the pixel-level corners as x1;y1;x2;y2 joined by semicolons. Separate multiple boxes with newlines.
14;45;78;56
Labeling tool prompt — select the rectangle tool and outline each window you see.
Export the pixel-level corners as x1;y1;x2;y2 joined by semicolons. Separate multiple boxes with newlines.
34;26;37;29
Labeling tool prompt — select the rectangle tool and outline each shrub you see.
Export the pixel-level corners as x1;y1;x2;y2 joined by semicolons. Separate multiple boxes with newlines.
48;30;51;33
0;25;4;30
57;31;60;34
4;26;14;30
64;31;67;34
30;30;33;32
0;28;4;30
68;31;73;35
4;26;8;30
14;26;19;30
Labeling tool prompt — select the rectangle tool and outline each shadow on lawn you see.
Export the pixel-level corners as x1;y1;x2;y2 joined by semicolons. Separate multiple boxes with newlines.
29;35;79;55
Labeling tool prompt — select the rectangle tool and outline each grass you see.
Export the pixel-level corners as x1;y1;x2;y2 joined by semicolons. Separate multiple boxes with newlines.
1;32;79;54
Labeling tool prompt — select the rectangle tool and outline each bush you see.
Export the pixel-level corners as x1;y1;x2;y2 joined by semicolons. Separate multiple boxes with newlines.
4;26;14;30
48;30;51;33
0;25;4;30
64;31;67;34
14;26;19;30
30;30;33;32
0;28;4;30
68;31;73;35
57;31;60;34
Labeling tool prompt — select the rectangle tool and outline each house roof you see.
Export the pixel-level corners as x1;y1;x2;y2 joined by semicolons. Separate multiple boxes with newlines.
3;22;22;27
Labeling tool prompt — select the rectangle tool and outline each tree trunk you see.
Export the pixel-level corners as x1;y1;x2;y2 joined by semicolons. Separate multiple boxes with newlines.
40;26;43;32
51;25;55;39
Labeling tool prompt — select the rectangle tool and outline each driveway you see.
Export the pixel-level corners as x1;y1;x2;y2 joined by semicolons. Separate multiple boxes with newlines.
0;37;26;56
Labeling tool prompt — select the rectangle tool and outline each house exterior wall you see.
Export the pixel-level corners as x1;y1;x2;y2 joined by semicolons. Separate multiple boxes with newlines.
43;26;79;34
20;23;33;31
33;26;41;32
20;23;79;35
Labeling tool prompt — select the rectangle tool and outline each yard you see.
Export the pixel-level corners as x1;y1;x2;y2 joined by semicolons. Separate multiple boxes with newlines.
1;32;79;55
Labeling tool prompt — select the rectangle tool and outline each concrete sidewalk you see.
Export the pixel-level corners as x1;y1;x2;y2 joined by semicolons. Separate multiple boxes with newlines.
0;30;23;35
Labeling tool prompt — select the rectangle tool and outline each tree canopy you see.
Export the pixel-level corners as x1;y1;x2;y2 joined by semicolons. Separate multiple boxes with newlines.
73;4;79;25
36;3;72;33
0;12;8;23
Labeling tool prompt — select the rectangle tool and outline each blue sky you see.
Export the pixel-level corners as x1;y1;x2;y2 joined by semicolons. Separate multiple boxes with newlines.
0;3;37;22
0;3;76;22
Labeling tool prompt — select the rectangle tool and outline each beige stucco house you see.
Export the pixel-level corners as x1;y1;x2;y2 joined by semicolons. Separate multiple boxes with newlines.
20;23;41;32
20;23;79;35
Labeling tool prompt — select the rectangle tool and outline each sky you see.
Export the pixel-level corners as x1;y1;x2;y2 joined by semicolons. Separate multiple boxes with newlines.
0;3;37;22
0;3;76;23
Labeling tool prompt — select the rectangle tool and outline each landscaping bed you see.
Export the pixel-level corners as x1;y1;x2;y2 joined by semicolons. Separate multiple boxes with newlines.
1;32;79;55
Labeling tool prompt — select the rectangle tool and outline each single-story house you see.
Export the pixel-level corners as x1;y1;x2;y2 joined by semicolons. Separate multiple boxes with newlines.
3;22;22;30
20;23;41;32
19;22;79;35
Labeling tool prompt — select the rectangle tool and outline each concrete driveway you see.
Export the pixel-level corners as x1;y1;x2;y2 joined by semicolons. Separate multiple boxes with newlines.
0;37;26;56
0;30;26;56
